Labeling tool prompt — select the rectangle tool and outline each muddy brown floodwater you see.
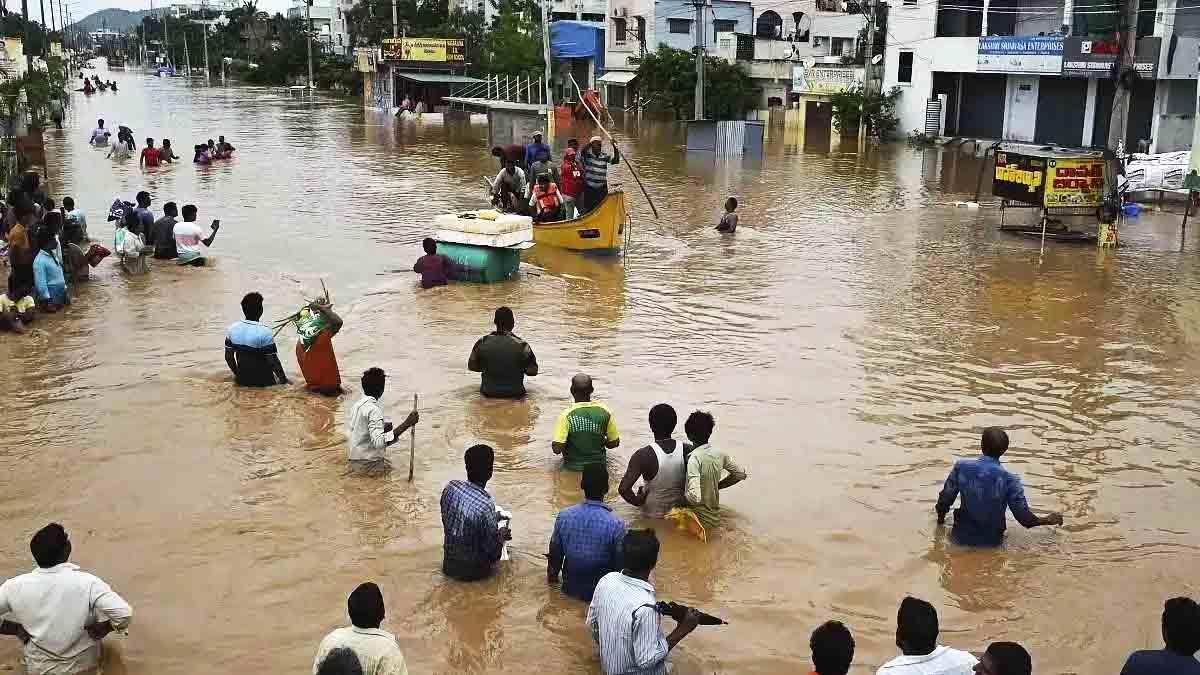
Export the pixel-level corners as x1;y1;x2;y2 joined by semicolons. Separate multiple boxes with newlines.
1;62;1199;674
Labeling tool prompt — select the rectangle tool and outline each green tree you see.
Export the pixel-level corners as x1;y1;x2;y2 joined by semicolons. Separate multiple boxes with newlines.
632;45;759;120
481;0;543;76
828;84;902;138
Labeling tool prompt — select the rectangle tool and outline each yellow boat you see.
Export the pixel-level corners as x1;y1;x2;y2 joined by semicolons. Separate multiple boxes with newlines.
534;191;627;255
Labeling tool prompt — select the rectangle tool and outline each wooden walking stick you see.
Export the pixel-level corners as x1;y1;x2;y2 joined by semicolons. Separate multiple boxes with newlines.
408;393;418;482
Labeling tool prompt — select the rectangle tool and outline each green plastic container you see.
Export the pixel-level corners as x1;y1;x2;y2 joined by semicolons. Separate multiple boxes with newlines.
436;240;521;284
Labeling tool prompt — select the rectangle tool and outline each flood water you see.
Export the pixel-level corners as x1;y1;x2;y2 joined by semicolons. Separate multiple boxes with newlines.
2;62;1199;674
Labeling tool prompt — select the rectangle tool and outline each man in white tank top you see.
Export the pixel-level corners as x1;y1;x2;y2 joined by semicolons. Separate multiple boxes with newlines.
618;404;691;519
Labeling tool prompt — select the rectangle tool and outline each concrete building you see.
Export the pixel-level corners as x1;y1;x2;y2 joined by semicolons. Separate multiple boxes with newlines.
601;0;753;108
288;0;352;56
884;0;1200;152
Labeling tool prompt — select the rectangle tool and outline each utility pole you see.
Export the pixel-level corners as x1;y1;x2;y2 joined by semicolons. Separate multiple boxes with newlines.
202;1;210;81
392;0;398;37
693;0;705;119
163;7;171;68
306;0;315;88
860;0;876;142
541;0;554;129
38;0;48;62
21;0;33;74
183;25;191;76
1106;0;1139;153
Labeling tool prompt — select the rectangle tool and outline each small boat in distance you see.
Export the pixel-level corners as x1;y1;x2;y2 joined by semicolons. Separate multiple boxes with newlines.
534;191;627;255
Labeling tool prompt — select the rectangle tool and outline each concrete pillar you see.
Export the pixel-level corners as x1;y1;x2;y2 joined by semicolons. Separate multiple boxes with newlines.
1150;80;1168;153
1191;79;1200;173
1154;0;1175;37
981;0;991;36
1082;77;1098;146
1062;0;1073;33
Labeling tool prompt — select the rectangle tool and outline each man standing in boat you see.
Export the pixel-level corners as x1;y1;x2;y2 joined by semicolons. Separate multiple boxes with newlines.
579;136;619;215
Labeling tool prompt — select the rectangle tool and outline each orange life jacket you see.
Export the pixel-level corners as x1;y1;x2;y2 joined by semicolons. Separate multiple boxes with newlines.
535;183;562;212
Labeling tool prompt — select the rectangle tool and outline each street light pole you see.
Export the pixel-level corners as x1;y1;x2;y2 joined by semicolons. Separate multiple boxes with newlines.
391;0;398;38
306;0;314;89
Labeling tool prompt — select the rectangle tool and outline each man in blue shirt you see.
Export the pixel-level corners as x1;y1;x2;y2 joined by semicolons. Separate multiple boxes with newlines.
548;464;626;601
1120;597;1200;675
224;292;289;387
441;444;508;581
132;191;155;233
935;427;1062;546
524;132;551;169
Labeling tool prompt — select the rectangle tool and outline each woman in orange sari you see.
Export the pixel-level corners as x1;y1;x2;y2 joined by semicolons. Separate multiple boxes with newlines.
295;301;345;396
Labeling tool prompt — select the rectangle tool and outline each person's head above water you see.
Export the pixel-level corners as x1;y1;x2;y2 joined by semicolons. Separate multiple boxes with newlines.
30;523;71;568
465;443;495;486
182;204;198;222
981;426;1008;459
570;373;594;402
136;191;151;207
219;135;226;143
97;119;104;128
811;620;855;675
241;292;264;321
621;529;659;578
896;596;938;656
684;410;715;446
316;648;363;675
422;238;437;255
361;367;386;398
164;202;178;217
1162;596;1200;656
725;196;738;212
649;403;677;439
347;582;385;629
494;306;515;332
62;196;74;211
977;642;1031;675
581;463;608;501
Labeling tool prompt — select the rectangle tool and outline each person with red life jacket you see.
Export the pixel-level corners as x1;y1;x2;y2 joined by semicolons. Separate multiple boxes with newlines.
560;147;584;218
531;174;565;223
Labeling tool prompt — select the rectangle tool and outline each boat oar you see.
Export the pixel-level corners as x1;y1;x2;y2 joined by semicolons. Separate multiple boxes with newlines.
408;393;418;482
568;73;659;220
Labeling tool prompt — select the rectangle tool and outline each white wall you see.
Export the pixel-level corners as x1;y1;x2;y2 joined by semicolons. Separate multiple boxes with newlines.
606;0;654;70
885;36;980;136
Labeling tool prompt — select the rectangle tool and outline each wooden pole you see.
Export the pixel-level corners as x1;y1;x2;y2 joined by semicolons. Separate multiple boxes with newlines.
1182;193;1192;243
407;393;417;481
568;73;660;219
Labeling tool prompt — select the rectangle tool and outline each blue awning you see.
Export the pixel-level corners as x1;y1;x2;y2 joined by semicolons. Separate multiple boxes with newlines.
551;21;605;72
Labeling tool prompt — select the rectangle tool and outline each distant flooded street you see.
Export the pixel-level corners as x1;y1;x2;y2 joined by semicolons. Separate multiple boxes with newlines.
1;64;1199;674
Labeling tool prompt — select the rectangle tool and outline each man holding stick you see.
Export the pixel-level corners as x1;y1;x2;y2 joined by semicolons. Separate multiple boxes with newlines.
579;136;619;215
345;368;419;475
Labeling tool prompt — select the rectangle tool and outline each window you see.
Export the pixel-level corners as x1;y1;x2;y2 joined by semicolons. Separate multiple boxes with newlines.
898;50;913;83
756;10;782;37
714;18;737;38
614;17;627;44
830;36;850;55
668;18;692;34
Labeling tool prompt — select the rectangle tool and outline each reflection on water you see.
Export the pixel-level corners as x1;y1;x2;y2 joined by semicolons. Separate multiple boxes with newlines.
0;63;1198;674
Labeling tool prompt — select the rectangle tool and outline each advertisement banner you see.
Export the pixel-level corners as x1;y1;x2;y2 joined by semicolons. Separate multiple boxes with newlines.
993;151;1047;205
977;36;1063;74
791;64;863;95
1062;36;1160;77
382;37;466;63
1043;157;1105;207
354;47;377;72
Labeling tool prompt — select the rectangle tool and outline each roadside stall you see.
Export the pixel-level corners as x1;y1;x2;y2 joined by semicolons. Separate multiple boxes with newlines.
991;143;1116;247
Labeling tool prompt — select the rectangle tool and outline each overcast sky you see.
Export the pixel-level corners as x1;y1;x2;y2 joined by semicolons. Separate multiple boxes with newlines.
71;0;293;24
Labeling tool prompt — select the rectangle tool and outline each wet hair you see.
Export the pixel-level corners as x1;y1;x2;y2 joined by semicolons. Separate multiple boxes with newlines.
494;306;515;331
983;642;1031;675
648;404;677;437
41;211;62;235
361;367;386;398
44;198;55;211
241;292;264;321
164;202;179;216
62;196;74;210
581;464;609;500
684;411;715;445
30;523;69;568
810;620;855;675
620;529;659;573
182;204;198;221
145;137;154;146
315;647;364;675
726;197;738;210
465;444;495;484
897;596;938;655
347;582;385;628
136;190;151;206
423;237;437;255
491;146;505;159
1163;597;1200;655
36;229;56;251
162;139;172;147
97;119;104;126
982;427;1009;458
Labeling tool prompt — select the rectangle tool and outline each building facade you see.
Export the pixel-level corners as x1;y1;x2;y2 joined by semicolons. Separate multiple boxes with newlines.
885;0;1200;151
288;0;352;56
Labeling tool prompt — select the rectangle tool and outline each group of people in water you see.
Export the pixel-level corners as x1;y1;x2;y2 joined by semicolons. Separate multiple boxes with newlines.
79;74;118;96
87;119;235;167
489;133;619;223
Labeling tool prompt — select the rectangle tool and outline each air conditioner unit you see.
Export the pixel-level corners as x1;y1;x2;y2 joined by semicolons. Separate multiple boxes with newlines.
812;36;823;47
613;7;627;16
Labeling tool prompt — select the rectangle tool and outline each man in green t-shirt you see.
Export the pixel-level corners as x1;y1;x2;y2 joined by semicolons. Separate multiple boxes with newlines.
552;374;620;471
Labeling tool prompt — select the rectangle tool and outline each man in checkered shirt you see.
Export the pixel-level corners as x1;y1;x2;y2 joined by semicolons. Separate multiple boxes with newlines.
440;444;508;581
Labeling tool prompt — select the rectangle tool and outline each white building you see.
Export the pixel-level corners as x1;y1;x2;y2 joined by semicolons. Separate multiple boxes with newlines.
884;0;1200;151
288;0;352;56
448;0;604;29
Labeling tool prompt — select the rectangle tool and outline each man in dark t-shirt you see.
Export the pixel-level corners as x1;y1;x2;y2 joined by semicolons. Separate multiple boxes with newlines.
468;306;538;398
1121;597;1200;675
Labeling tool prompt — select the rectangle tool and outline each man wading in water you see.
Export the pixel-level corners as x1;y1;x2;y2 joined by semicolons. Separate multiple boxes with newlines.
468;307;538;398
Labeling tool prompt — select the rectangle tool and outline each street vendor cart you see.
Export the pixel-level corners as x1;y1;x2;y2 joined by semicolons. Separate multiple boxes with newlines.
989;143;1118;247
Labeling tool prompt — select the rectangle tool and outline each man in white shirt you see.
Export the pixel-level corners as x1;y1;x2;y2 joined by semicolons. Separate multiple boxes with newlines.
345;367;418;475
876;596;977;675
173;204;220;267
0;523;133;675
313;582;409;675
88;119;109;146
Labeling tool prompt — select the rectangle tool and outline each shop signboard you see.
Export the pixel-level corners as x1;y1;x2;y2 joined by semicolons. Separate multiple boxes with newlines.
1062;36;1160;77
791;63;863;95
993;151;1047;205
382;37;466;63
977;36;1063;74
1043;157;1105;207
